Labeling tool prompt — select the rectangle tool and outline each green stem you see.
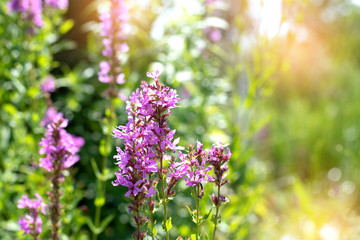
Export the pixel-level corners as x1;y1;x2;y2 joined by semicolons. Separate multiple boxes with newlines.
32;212;39;240
149;204;155;240
92;203;102;240
148;173;155;240
160;159;170;240
212;185;221;240
92;99;115;240
50;155;61;240
196;185;200;240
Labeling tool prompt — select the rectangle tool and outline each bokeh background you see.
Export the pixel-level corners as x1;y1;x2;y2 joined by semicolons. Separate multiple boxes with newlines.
1;0;360;239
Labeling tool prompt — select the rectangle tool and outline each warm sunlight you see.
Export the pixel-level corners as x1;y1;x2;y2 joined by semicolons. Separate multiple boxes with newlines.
250;0;283;38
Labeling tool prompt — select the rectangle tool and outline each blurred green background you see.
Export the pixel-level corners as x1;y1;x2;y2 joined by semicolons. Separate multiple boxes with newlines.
1;0;360;239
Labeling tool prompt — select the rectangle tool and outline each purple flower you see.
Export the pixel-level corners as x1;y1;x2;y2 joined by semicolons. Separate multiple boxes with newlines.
98;0;130;87
146;70;161;80
8;0;43;27
182;142;213;187
207;143;231;187
207;28;222;42
112;71;180;238
41;107;62;127
17;194;46;236
41;75;56;93
45;0;68;10
39;113;84;172
176;142;212;198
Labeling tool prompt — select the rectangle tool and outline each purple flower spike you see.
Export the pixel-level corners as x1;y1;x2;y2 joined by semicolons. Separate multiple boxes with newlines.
98;0;130;90
146;70;161;80
175;142;212;198
45;0;68;10
8;0;43;27
39;112;84;172
207;142;231;187
41;75;56;93
112;71;180;239
17;194;46;237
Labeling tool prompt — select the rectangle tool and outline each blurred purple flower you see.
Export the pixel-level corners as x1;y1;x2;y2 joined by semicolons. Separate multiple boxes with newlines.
45;0;68;10
41;75;56;93
207;142;231;187
41;107;61;126
39;113;84;172
98;0;130;87
8;0;43;27
207;28;222;42
17;193;46;236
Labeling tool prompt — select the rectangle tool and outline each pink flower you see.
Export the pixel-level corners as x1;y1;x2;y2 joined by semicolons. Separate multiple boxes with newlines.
39;112;84;172
98;0;129;85
17;194;46;236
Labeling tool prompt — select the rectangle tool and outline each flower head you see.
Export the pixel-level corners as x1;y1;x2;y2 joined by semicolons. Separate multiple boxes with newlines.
39;113;84;172
41;75;56;93
207;142;231;187
17;193;46;236
98;0;130;88
45;0;68;10
8;0;43;27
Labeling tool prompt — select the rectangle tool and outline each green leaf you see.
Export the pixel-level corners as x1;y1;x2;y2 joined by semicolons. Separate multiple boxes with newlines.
162;217;172;232
185;205;196;223
99;139;111;156
90;158;101;179
59;19;74;34
99;214;115;232
191;234;196;240
85;216;98;234
3;104;17;115
94;196;105;207
152;226;157;236
201;209;212;223
85;215;114;235
166;217;172;231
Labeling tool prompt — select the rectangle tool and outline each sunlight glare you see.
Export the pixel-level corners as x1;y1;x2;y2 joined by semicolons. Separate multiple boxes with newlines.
250;0;283;38
319;224;339;240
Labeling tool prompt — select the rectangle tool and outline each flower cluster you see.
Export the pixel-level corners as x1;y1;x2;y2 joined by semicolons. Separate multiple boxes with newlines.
176;142;213;198
45;0;68;10
208;143;231;205
7;0;68;28
39;113;84;172
204;0;224;43
17;194;47;237
98;0;130;88
40;75;56;93
8;0;43;27
112;70;180;239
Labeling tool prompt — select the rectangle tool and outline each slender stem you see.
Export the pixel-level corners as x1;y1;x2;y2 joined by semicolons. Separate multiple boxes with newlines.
136;209;141;239
160;155;170;240
32;212;39;240
196;185;200;240
92;108;112;240
148;173;155;240
212;185;221;240
50;155;61;240
149;200;155;240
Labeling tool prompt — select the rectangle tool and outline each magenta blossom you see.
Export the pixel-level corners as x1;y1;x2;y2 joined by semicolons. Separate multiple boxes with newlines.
45;0;68;10
39;113;84;172
98;0;130;89
8;0;43;27
112;71;181;239
17;193;46;237
41;75;56;93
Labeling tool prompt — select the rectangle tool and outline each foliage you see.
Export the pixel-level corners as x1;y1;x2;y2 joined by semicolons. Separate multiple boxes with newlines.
2;0;360;239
